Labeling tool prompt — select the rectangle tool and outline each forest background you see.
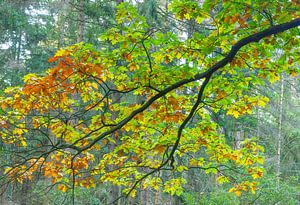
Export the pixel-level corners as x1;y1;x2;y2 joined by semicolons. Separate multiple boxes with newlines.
0;0;299;205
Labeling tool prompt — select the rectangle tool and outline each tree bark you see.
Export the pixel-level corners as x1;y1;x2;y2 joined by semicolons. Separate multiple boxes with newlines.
77;0;85;43
276;74;284;189
20;179;30;205
58;0;68;48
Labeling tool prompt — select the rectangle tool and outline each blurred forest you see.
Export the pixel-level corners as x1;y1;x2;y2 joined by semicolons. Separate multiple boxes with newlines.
0;0;299;204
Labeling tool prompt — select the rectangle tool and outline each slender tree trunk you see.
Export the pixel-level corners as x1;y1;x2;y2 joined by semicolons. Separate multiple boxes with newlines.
12;31;17;61
276;74;284;189
17;30;22;64
0;184;4;204
146;188;150;205
256;93;261;139
58;0;68;48
141;187;150;205
20;179;30;205
234;130;242;150
154;188;162;205
77;0;85;43
110;92;121;204
16;1;23;64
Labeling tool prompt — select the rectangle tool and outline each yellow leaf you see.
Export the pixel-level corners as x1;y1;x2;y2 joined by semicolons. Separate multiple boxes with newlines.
217;176;229;184
196;16;204;24
94;144;101;150
246;108;252;114
23;73;38;83
256;156;264;164
102;74;106;81
252;173;259;179
175;52;182;59
58;184;68;192
129;189;136;198
290;70;298;77
189;158;198;166
250;182;257;194
54;49;66;57
197;157;205;166
184;13;191;20
91;82;98;89
4;167;12;174
129;63;138;71
257;145;265;152
245;158;254;166
154;145;165;154
177;165;188;172
228;110;240;118
269;72;280;83
257;97;269;107
21;140;27;147
235;190;242;197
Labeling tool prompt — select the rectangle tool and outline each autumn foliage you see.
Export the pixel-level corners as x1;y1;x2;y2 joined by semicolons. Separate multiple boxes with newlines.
0;1;299;200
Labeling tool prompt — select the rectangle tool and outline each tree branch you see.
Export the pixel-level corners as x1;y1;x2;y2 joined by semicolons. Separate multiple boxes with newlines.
71;18;299;153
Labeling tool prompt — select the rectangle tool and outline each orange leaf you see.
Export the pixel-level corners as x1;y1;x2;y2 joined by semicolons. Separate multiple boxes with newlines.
58;184;68;192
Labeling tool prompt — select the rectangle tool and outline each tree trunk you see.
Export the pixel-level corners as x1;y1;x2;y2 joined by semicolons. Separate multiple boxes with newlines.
276;74;284;189
234;130;242;150
77;0;85;43
110;92;121;204
154;188;162;205
17;30;22;64
58;0;68;48
20;179;30;205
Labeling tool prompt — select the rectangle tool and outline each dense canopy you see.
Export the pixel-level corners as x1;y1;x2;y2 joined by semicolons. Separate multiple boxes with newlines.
0;0;299;204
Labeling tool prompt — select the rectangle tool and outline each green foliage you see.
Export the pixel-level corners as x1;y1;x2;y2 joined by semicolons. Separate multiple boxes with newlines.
182;175;299;205
0;0;299;204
